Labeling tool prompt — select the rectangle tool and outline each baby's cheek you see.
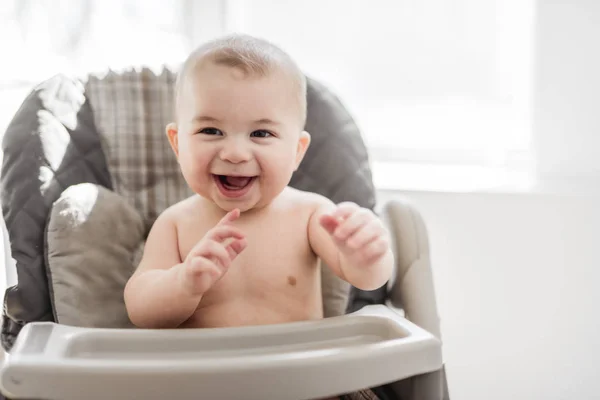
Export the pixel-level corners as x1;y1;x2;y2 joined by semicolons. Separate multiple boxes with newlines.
273;154;297;179
182;156;203;176
258;159;291;191
179;154;209;186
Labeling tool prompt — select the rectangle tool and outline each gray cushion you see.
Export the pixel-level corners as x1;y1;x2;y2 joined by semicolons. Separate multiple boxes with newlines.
45;183;143;328
1;75;113;350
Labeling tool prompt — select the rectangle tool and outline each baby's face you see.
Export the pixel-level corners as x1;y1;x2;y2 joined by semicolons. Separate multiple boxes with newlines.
170;63;309;213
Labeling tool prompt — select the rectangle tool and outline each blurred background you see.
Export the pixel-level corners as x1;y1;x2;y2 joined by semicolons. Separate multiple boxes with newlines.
1;1;599;399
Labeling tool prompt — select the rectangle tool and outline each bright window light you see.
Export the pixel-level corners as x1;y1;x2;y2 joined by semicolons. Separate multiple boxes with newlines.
223;0;535;167
0;0;535;173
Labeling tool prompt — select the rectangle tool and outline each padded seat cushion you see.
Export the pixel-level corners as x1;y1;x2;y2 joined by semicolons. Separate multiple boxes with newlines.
45;183;144;328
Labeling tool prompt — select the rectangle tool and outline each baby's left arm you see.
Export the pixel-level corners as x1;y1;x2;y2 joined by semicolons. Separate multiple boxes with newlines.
308;200;394;291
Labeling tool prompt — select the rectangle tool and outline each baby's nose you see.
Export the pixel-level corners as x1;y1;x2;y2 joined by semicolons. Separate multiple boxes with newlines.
219;141;252;164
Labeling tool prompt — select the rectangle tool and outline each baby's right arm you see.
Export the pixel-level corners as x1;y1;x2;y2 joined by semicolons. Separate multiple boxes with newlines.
124;208;246;329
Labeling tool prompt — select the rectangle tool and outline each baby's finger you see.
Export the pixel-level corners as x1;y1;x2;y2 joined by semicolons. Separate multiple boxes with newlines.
346;219;383;249
186;258;221;294
200;240;233;269
189;257;221;277
330;202;360;221
209;225;245;242
360;237;389;263
217;208;241;226
225;238;247;259
334;208;372;241
319;214;340;235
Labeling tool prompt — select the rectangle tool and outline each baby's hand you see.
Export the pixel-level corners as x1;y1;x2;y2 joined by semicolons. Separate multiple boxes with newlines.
181;209;247;296
319;202;389;267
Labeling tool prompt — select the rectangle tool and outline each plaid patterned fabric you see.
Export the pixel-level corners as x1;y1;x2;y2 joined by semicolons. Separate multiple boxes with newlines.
84;67;193;234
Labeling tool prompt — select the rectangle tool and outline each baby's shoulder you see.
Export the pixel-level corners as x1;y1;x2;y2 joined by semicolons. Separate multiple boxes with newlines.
281;187;335;214
152;195;205;228
157;195;194;217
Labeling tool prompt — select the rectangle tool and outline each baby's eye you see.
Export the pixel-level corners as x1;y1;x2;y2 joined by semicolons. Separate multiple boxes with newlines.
250;130;273;138
200;127;223;135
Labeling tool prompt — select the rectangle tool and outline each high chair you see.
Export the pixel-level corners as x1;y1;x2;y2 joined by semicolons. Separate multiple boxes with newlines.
0;70;449;400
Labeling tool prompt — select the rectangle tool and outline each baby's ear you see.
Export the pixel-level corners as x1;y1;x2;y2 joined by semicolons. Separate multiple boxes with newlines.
166;122;179;158
294;130;311;170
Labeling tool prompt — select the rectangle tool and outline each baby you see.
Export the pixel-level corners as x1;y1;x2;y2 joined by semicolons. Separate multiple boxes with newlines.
124;34;394;333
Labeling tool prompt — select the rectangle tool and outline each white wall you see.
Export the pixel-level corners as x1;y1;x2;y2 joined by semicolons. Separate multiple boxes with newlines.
396;3;600;396
533;0;600;179
378;189;600;400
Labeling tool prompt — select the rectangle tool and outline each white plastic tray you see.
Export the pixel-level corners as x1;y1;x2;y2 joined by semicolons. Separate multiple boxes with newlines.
0;305;442;400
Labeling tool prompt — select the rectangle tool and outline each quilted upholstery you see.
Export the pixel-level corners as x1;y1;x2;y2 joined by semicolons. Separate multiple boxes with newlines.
0;75;113;350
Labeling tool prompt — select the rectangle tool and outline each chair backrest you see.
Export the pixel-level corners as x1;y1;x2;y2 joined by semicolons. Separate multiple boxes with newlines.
1;68;378;350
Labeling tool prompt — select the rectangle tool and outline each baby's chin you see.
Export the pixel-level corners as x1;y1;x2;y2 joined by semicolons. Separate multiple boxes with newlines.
206;190;262;212
212;200;265;215
211;191;282;214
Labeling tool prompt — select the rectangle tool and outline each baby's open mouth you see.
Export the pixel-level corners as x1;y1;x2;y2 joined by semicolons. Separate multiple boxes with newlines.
214;175;255;191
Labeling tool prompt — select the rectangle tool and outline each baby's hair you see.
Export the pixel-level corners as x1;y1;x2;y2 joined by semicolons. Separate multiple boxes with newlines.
175;34;307;128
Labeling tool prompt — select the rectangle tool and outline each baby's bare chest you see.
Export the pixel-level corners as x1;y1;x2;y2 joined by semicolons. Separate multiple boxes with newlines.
177;213;319;298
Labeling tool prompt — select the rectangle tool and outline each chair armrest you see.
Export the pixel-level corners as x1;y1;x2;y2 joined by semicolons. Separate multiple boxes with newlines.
381;198;450;399
381;198;442;339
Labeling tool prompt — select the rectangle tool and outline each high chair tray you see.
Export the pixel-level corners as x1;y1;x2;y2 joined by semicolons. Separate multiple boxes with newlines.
0;304;442;400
